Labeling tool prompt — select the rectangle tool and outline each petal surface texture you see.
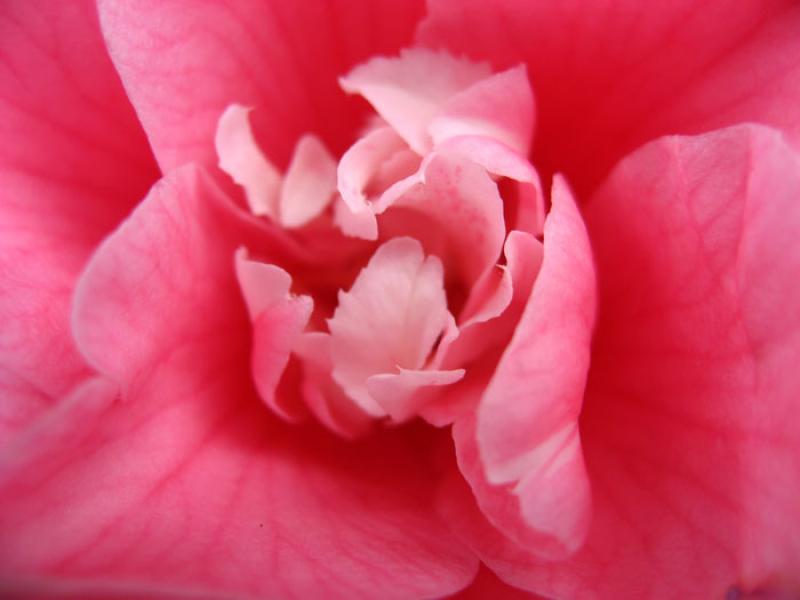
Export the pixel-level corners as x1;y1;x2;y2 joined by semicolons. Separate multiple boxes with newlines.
328;237;457;417
419;0;800;196
455;177;596;559
0;1;157;438
440;125;800;599
97;0;426;171
340;48;491;154
0;167;477;599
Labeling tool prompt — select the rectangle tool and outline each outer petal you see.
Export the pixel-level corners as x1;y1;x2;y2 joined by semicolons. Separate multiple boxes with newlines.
97;0;426;171
2;166;477;599
419;0;800;196
442;126;800;599
0;0;158;437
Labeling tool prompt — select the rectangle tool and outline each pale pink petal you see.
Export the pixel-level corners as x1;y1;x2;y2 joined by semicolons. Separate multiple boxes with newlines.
380;153;506;288
333;196;380;240
295;333;374;439
441;125;800;598
367;368;465;423
0;1;158;435
279;134;337;228
433;136;545;236
451;178;595;559
215;104;281;217
250;299;313;422
420;232;542;428
335;126;407;240
430;65;535;155
328;237;454;416
340;48;491;153
419;0;800;196
458;266;514;330
5;165;477;598
97;0;426;171
235;249;313;421
234;247;292;320
443;231;543;370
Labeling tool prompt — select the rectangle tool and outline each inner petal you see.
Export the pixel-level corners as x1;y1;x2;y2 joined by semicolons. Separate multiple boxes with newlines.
340;48;492;154
327;237;455;416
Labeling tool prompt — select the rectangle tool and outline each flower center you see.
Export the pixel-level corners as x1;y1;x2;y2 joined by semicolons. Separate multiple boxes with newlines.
216;48;544;437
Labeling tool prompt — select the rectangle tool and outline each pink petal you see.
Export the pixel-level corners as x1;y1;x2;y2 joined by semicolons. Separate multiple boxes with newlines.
340;48;492;153
235;249;313;422
97;0;426;172
430;65;535;156
295;333;374;439
280;134;337;228
215;104;282;218
4;165;477;598
418;1;800;196
328;237;454;416
443;231;543;372
380;153;506;288
235;247;293;320
442;125;800;598
367;368;465;423
0;1;158;436
454;177;596;559
335;126;408;240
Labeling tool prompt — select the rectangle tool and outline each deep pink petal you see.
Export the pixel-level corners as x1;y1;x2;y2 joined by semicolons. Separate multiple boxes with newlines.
0;0;157;436
449;564;544;600
2;166;477;598
419;0;800;196
97;0;426;172
441;125;800;599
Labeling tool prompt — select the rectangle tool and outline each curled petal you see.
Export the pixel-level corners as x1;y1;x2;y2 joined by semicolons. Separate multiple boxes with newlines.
459;176;596;558
216;104;282;218
340;48;491;154
328;237;455;417
430;64;535;155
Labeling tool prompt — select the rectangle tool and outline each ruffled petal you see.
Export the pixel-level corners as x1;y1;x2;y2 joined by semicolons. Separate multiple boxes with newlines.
328;237;455;416
340;48;491;154
455;177;595;559
3;166;477;599
440;125;800;599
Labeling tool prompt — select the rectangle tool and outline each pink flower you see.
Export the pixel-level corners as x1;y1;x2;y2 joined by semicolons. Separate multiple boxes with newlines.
1;1;799;598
